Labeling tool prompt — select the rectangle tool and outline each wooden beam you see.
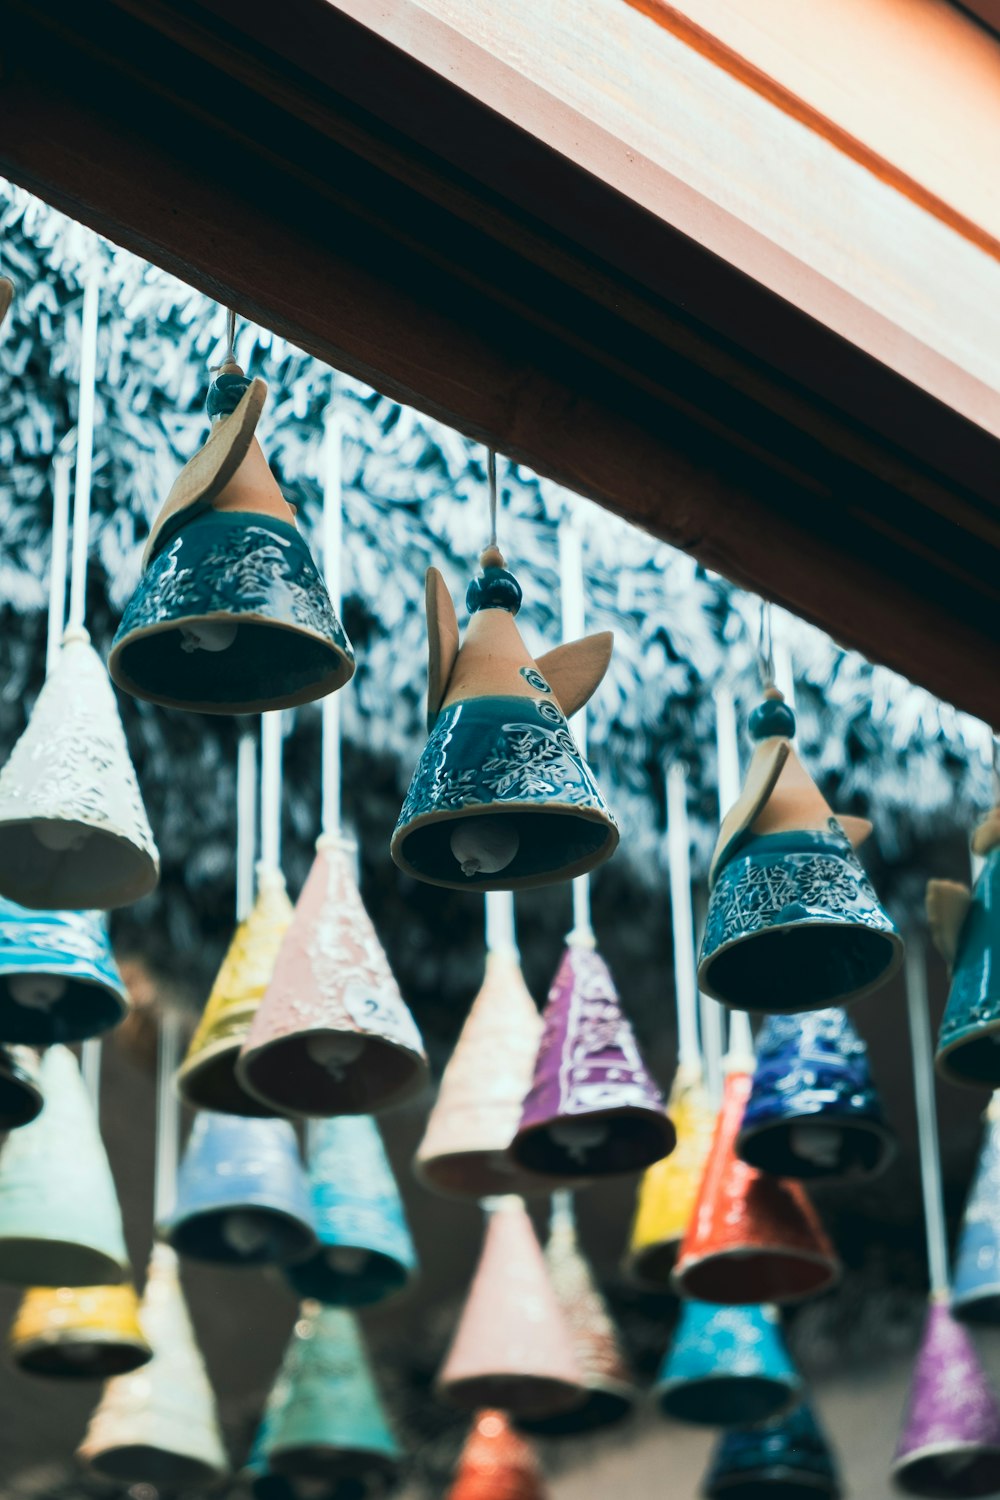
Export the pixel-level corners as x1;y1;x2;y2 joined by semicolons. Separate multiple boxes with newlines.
0;0;998;723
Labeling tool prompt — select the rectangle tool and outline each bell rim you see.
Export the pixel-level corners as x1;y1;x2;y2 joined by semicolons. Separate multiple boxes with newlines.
0;822;159;911
508;1106;677;1182
935;1022;1000;1089
950;1284;1000;1322
82;1444;229;1486
12;1327;153;1379
0;1242;129;1290
516;1380;638;1435
285;1248;415;1309
437;1371;586;1417
235;1028;430;1119
0;980;128;1048
655;1372;801;1428
412;1147;572;1202
708;1463;841;1498
267;1445;399;1480
889;1440;1000;1493
0;1081;44;1130
175;1037;286;1117
672;1245;842;1306
165;1206;319;1268
621;1237;681;1290
735;1113;897;1183
698;921;904;1012
390;801;619;893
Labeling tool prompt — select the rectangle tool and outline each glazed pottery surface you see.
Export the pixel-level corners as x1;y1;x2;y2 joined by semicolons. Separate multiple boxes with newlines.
656;1299;800;1428
0;898;127;1045
953;1099;1000;1322
448;1410;548;1500
936;850;1000;1088
11;1282;152;1378
704;1399;842;1499
626;1068;717;1287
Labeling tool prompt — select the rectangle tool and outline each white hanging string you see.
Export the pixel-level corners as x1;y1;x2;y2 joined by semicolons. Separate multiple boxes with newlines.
236;728;258;922
154;1009;182;1227
696;888;725;1108
773;637;796;713
47;449;73;676
713;683;753;1066
905;934;950;1297
487;449;498;551
758;599;775;692
485;890;517;956
260;711;283;872
321;404;345;838
67;263;101;635
559;519;595;946
667;762;700;1072
81;1039;102;1109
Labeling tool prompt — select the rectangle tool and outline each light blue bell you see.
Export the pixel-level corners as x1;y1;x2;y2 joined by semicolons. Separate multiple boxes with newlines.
164;1112;318;1267
704;1398;842;1498
932;847;1000;1087
656;1300;801;1427
0;897;127;1045
953;1097;1000;1322
243;1411;296;1500
286;1116;417;1307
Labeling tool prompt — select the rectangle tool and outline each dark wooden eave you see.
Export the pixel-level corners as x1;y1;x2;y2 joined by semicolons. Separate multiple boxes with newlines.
0;0;998;720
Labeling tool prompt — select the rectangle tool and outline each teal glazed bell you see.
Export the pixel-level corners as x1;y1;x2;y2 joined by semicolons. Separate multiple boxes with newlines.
737;1009;895;1181
699;694;901;1013
286;1116;417;1307
953;1095;1000;1322
391;554;618;891
930;817;1000;1087
109;367;354;715
656;1300;800;1428
704;1398;842;1499
264;1304;402;1487
0;1045;129;1286
165;1111;318;1267
0;897;127;1045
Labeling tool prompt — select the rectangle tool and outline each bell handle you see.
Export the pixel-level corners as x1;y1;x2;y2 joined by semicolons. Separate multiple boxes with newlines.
535;632;613;719
925;878;972;968
426;566;460;725
709;737;789;887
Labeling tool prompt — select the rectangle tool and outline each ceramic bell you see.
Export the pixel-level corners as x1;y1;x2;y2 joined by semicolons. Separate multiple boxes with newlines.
415;947;554;1199
0;628;158;910
510;938;674;1182
929;813;1000;1086
437;1196;584;1418
0;1044;43;1130
448;1410;548;1500
263;1303;401;1487
238;835;428;1116
953;1094;1000;1321
518;1194;636;1436
655;1300;800;1427
673;1068;840;1305
286;1114;417;1307
244;1412;297;1500
109;363;354;714
176;865;293;1114
164;1110;318;1266
698;691;901;1012
0;897;128;1045
625;1064;717;1287
704;1398;842;1499
0;1044;129;1286
391;553;618;890
737;1009;895;1181
892;1298;1000;1496
11;1282;152;1378
79;1242;229;1486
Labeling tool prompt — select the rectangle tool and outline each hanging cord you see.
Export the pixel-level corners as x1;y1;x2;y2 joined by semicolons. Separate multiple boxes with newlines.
550;1188;575;1235
906;934;950;1298
81;1038;102;1111
67;261;101;637
772;637;796;713
46;441;74;677
487;448;498;550
321;400;345;839
559;518;595;947
484;890;517;957
154;1009;182;1228
236;727;258;922
260;711;283;874
757;599;776;693
667;762;700;1075
717;679;753;1069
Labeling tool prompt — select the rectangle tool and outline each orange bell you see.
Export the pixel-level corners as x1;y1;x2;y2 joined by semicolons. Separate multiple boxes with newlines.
447;1411;548;1500
673;1070;840;1305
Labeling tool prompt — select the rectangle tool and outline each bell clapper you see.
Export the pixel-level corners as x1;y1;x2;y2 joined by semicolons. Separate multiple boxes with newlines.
789;1124;842;1169
325;1245;371;1276
32;820;90;853
548;1118;609;1163
179;620;238;654
8;974;68;1010
449;818;520;879
306;1032;366;1078
222;1211;271;1256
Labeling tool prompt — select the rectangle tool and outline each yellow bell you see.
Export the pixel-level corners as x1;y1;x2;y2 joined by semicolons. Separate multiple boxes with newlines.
10;1283;151;1379
624;1066;716;1288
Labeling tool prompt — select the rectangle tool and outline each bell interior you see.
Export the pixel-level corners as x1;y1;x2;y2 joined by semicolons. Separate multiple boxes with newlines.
241;1034;417;1116
514;1113;673;1178
680;1250;835;1306
518;1385;634;1436
178;1049;281;1117
739;1120;887;1180
399;808;612;889
18;1340;149;1378
268;1448;397;1483
628;1241;679;1289
950;1291;1000;1324
705;924;898;1011
287;1247;407;1307
0;1073;40;1129
0;824;150;912
443;1373;582;1418
170;1208;314;1266
89;1446;221;1486
939;1029;1000;1087
893;1449;1000;1498
710;1473;837;1500
0;972;122;1047
660;1376;794;1428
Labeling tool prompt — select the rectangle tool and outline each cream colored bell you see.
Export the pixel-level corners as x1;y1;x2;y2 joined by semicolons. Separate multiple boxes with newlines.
78;1242;229;1486
0;628;159;910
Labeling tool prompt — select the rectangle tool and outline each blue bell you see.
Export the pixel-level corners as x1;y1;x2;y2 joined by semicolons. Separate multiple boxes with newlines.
737;1010;895;1181
704;1398;842;1499
930;833;1000;1088
656;1300;800;1427
164;1112;318;1267
953;1096;1000;1322
286;1116;417;1307
0;898;127;1045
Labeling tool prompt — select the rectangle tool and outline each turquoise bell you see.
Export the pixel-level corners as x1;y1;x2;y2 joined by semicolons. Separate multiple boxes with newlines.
703;1398;842;1498
0;1045;129;1286
656;1300;800;1427
952;1095;1000;1322
286;1116;417;1307
263;1303;402;1487
929;823;1000;1087
164;1112;318;1267
243;1411;296;1500
0;897;127;1045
